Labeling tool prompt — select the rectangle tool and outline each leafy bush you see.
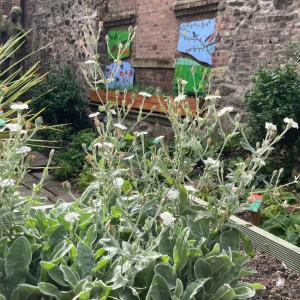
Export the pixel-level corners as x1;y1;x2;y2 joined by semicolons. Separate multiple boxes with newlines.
53;129;97;180
245;63;300;145
31;66;88;129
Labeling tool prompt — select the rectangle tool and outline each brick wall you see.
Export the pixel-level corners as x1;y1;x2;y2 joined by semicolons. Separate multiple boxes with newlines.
104;0;218;93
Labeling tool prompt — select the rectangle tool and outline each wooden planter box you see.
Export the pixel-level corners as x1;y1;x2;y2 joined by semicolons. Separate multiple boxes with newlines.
89;89;203;116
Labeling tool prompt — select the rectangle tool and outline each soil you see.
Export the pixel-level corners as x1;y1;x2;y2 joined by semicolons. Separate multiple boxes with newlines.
247;251;300;299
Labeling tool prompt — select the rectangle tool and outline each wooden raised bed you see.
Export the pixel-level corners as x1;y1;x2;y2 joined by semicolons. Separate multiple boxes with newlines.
89;89;203;116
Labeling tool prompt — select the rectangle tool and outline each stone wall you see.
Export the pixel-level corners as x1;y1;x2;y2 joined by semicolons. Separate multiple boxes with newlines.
1;0;299;108
212;0;300;109
22;0;108;71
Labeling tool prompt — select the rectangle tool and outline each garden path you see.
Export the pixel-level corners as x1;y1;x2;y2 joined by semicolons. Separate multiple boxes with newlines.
20;151;79;203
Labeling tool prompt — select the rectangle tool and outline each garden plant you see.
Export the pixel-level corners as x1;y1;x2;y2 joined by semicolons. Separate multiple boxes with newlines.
0;25;299;300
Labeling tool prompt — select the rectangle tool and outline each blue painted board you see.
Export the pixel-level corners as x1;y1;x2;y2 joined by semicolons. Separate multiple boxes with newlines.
177;19;217;65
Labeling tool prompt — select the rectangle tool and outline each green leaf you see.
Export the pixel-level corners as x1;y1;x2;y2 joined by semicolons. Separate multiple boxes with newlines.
158;228;174;257
182;278;211;300
206;255;234;275
234;284;256;299
10;284;40;300
111;206;123;219
92;257;110;273
119;287;140;300
220;229;240;251
38;282;63;300
5;237;32;294
174;279;183;298
154;263;176;289
173;227;190;275
251;283;265;290
231;252;249;267
178;185;189;215
76;242;95;277
213;284;235;300
194;258;212;279
157;160;174;185
60;265;79;287
48;267;69;287
239;232;255;257
0;295;5;300
76;290;91;300
83;224;97;248
40;261;56;271
50;241;73;264
146;274;171;300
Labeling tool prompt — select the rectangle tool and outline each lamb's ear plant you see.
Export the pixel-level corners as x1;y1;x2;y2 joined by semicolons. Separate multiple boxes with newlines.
1;21;299;300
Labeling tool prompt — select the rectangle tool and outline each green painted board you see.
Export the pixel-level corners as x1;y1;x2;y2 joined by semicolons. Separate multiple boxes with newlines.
107;30;131;60
174;58;210;95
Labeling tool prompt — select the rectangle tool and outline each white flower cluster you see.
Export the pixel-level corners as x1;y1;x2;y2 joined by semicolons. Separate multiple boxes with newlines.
160;211;175;226
113;177;124;189
204;157;220;168
284;117;298;129
265;122;277;132
139;92;152;98
165;188;179;200
218;107;233;117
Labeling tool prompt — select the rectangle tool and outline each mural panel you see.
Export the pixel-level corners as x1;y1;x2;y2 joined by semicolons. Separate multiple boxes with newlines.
174;58;210;95
177;19;217;65
107;30;131;60
105;61;134;90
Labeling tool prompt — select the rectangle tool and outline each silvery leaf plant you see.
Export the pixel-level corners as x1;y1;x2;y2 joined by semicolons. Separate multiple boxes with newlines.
0;24;299;300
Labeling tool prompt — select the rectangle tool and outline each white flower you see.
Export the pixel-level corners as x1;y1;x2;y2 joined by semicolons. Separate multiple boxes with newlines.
64;212;80;222
204;157;220;168
284;117;298;129
110;109;117;115
180;80;188;86
124;155;135;161
16;146;31;154
5;124;22;132
153;136;165;143
113;177;124;189
10;102;28;110
135;131;148;137
153;166;160;172
205;95;221;101
218;107;233;117
184;185;197;192
120;194;140;201
265;122;277;132
283;200;289;208
94;142;114;151
174;94;187;103
0;178;15;187
160;211;176;226
113;123;127;130
85;60;96;65
139;92;152;98
89;112;100;118
166;188;179;200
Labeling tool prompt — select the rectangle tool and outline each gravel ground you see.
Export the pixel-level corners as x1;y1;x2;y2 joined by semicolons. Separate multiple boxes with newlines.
247;251;300;299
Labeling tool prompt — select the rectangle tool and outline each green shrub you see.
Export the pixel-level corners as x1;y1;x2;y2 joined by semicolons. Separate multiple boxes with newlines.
31;66;88;129
53;129;97;180
245;63;300;179
245;63;300;144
